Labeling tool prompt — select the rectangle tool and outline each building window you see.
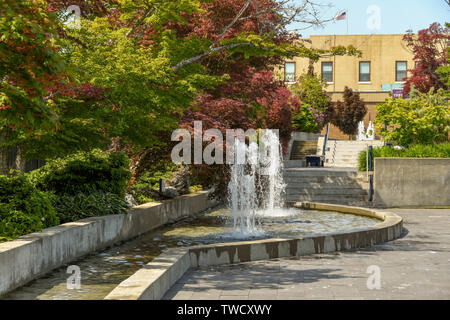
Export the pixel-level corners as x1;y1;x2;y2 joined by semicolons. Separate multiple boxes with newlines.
285;62;295;82
396;61;407;82
321;62;333;82
359;61;371;82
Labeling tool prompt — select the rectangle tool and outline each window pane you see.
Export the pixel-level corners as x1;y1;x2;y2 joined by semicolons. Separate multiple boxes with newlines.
285;62;295;74
359;62;370;81
360;62;370;73
396;62;407;71
322;62;333;82
322;64;332;72
285;62;295;81
396;61;407;81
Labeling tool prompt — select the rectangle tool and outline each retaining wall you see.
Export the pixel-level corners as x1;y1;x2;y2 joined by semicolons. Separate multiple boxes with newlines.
0;191;216;297
374;158;450;207
105;202;403;300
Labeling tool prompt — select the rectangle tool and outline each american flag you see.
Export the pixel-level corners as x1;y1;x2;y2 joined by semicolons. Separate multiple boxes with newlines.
335;11;347;21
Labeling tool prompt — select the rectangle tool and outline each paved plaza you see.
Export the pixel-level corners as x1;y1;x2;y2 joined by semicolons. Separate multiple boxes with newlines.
163;209;450;300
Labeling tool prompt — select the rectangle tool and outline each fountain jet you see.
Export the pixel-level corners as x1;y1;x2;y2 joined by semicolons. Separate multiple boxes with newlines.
228;130;286;235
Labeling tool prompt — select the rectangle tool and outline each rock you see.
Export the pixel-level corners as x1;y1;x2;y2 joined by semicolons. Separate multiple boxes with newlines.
169;166;190;195
125;193;138;207
161;187;178;199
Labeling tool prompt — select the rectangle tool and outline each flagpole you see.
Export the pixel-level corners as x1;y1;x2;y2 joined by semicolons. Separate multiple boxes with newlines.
347;8;349;34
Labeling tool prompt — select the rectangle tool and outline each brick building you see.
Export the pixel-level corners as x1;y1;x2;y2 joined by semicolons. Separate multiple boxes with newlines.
283;34;415;139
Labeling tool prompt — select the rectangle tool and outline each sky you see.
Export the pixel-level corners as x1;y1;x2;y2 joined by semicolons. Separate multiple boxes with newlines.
289;0;449;37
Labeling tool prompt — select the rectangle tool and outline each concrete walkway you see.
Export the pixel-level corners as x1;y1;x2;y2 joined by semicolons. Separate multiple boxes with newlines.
163;209;450;300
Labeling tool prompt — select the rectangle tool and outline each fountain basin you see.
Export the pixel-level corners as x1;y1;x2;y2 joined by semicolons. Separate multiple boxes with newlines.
105;202;403;300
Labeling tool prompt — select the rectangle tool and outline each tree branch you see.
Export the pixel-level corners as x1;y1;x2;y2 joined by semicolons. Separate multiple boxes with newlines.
210;0;254;49
173;0;338;72
126;7;153;37
173;43;252;71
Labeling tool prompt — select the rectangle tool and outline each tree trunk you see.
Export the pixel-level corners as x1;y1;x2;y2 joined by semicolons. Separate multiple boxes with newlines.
12;144;26;173
307;59;314;75
0;129;10;176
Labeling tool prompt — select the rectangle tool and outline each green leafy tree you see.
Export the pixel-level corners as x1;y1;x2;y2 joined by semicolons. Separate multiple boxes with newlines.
435;23;450;88
0;0;69;174
436;48;450;91
375;88;450;146
292;105;318;133
290;74;332;132
2;0;362;178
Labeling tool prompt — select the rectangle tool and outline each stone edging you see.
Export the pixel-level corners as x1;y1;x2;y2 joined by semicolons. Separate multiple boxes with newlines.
104;202;403;300
0;191;216;297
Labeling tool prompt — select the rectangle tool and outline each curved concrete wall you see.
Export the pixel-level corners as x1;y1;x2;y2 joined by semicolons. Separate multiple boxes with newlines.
0;192;217;297
105;202;403;300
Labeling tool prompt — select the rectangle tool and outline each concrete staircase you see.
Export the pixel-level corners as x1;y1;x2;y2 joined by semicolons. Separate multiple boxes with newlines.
323;140;384;168
283;168;371;206
290;141;318;161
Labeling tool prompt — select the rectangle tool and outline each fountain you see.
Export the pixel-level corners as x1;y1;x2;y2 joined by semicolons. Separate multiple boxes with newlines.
357;121;366;141
3;133;381;300
227;130;287;235
357;121;375;141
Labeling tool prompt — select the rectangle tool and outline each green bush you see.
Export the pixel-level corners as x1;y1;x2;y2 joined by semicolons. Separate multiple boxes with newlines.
358;143;450;171
51;190;129;223
290;74;332;133
375;88;449;146
30;149;132;197
292;104;320;133
0;174;59;241
132;162;178;204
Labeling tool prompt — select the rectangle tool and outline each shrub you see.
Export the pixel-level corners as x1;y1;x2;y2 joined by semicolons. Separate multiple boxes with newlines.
358;143;450;171
292;104;321;133
30;149;132;197
0;174;59;241
290;74;332;132
132;162;178;204
375;88;450;146
51;190;129;223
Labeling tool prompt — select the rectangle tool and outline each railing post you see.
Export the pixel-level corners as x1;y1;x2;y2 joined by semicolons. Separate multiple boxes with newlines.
369;145;373;202
322;123;329;156
366;144;369;182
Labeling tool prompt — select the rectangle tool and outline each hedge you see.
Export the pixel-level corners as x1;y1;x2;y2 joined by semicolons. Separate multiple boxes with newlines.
358;143;450;171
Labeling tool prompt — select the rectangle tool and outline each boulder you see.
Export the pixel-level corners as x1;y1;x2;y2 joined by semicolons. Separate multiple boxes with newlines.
161;187;178;199
168;166;190;195
125;193;138;207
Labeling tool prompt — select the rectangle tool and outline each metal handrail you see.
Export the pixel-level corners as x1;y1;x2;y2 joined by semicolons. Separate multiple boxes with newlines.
322;123;329;157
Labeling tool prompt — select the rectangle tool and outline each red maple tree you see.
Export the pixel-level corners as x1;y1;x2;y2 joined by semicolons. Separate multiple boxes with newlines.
403;22;449;95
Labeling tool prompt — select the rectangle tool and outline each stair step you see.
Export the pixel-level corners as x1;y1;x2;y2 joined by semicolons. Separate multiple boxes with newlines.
285;195;368;202
285;190;368;196
286;183;369;189
284;175;365;181
285;199;371;206
290;141;318;161
283;171;358;178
